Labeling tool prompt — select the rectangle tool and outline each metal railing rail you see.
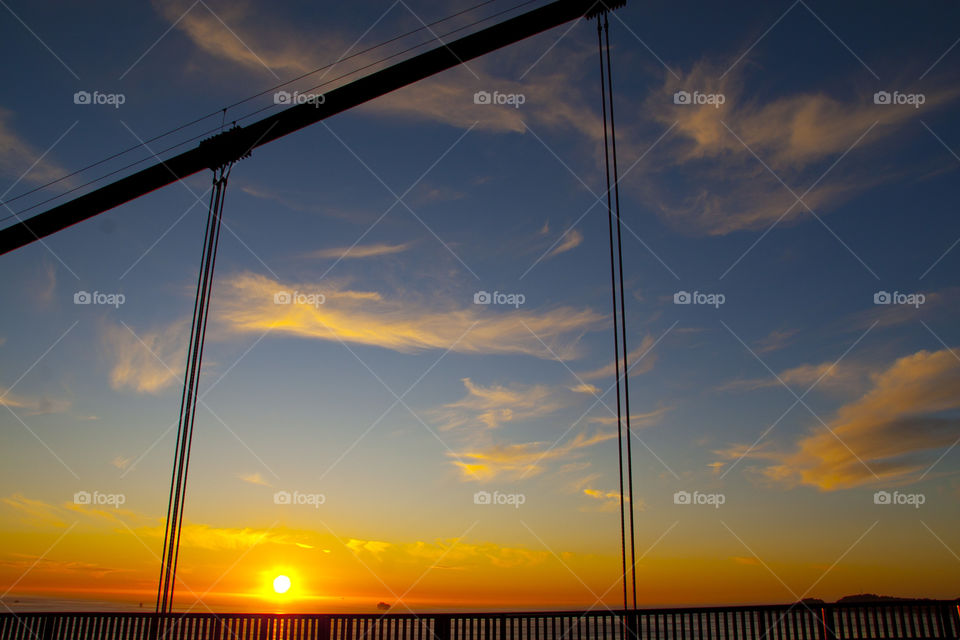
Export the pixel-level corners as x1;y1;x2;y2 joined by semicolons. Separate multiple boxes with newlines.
1;600;958;640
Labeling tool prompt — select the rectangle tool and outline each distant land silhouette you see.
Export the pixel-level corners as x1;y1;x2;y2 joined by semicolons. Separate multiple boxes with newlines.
800;594;950;606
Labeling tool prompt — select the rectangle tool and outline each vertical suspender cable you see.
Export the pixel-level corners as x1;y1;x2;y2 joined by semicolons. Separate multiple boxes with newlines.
154;162;232;634
596;13;628;615
604;11;637;609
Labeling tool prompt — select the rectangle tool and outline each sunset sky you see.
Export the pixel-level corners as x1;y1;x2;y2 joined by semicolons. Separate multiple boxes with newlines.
1;0;959;614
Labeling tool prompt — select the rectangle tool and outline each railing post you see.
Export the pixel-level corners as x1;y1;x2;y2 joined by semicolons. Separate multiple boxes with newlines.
623;611;638;640
318;616;331;640
434;615;451;640
947;602;960;639
149;612;161;640
39;615;53;640
820;608;837;640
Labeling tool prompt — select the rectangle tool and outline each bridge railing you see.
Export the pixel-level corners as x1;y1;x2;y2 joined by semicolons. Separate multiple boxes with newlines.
1;600;958;640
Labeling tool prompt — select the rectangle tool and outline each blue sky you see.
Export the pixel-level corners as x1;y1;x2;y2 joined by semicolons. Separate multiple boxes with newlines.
1;0;958;610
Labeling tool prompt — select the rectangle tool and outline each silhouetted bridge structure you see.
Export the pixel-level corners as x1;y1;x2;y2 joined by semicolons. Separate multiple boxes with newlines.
2;601;959;640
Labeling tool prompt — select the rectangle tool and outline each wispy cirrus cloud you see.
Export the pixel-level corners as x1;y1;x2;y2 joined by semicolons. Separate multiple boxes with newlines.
0;555;132;579
546;229;583;259
0;387;71;416
433;378;566;431
306;242;413;260
3;493;563;572
755;328;799;354
585;406;671;427
718;360;867;395
449;429;615;482
239;472;272;487
635;61;960;235
577;334;659;381
569;383;600;394
718;347;960;489
150;0;603;140
345;536;549;569
216;272;605;359
1;493;69;528
581;488;643;513
104;320;188;394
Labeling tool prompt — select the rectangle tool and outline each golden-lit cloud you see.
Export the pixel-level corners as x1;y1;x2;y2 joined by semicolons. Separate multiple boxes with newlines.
0;555;132;579
358;537;550;570
577;334;659;381
449;429;616;481
547;229;584;258
170;524;313;551
306;243;413;260
434;378;566;431
570;383;600;394
111;456;133;470
719;361;866;394
152;0;320;75
636;61;960;235
582;488;624;513
104;320;188;394
585;407;671;427
1;494;68;528
363;60;602;138
217;272;605;359
151;1;603;140
755;328;799;354
239;472;272;487
719;347;960;489
346;538;392;556
0;387;71;415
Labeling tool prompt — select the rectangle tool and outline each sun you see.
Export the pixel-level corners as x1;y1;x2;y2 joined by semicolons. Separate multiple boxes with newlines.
273;574;291;595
